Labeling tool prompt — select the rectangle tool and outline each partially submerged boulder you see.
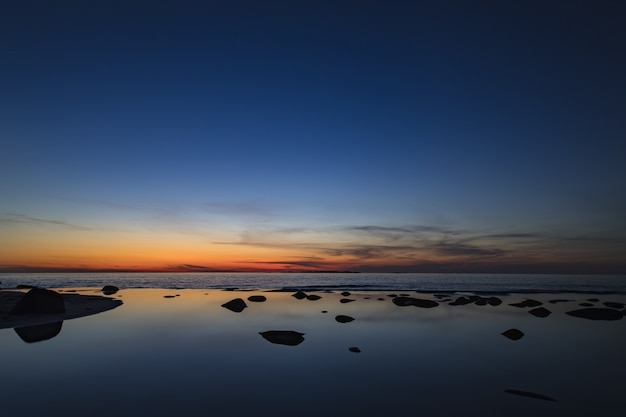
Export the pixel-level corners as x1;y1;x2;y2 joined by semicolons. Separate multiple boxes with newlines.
501;329;524;341
259;330;305;346
221;298;247;313
247;295;267;302
14;322;63;343
566;308;623;321
335;315;355;323
10;288;65;315
101;285;119;295
528;307;551;318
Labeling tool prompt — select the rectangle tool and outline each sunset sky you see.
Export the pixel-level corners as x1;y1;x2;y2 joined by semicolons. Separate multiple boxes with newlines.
1;0;625;273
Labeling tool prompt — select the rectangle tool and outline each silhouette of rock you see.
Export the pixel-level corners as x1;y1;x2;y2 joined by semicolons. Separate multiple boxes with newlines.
587;298;599;302
292;291;307;299
340;298;355;303
14;322;63;343
509;299;543;308
348;347;361;353
259;330;305;346
549;299;573;304
335;315;355;323
475;298;488;306
505;389;556;402
603;301;625;309
392;297;438;308
487;297;502;306
341;291;351;296
101;285;119;295
566;308;623;321
221;298;247;313
306;294;322;301
16;284;36;289
164;295;176;298
528;307;551;318
247;295;267;302
449;296;472;306
502;329;524;340
10;288;65;315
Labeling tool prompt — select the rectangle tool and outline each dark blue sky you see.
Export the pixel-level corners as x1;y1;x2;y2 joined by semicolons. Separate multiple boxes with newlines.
1;0;625;272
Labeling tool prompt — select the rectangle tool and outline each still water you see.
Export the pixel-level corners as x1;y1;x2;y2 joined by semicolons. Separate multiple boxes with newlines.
1;288;625;416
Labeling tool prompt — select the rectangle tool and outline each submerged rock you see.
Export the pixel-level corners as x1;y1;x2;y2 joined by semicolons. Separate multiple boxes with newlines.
348;346;361;353
10;288;65;315
259;330;305;346
247;295;267;302
501;329;524;340
221;298;247;313
566;308;623;321
335;315;355;323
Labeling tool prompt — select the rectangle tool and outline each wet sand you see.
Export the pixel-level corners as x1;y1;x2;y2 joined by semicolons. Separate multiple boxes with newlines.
1;288;625;416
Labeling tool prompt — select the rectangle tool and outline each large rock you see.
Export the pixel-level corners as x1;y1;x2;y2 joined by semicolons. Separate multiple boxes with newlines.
221;298;247;313
335;315;355;323
566;308;623;321
247;295;267;302
528;307;551;318
14;322;63;343
501;329;524;340
292;291;307;300
101;285;119;295
259;330;305;346
10;288;65;315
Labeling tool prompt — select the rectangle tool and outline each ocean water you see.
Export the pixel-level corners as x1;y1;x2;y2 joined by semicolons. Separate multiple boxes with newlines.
1;272;625;293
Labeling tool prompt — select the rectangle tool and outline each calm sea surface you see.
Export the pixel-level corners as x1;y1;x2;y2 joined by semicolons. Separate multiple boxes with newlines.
1;272;625;293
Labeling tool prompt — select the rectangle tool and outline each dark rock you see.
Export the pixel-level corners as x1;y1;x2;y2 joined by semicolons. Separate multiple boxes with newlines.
335;315;355;323
509;299;543;308
16;284;36;289
14;322;63;343
340;298;355;304
392;297;416;307
221;298;247;313
321;310;328;313
412;298;439;308
449;296;472;306
505;389;556;402
259;330;305;346
528;307;551;318
292;291;307;300
164;295;176;298
475;298;488;306
579;303;595;307
247;295;267;302
341;291;351;296
387;294;398;297
549;299;573;304
487;297;502;306
101;285;119;295
603;301;625;309
399;293;410;297
587;298;599;302
306;294;322;301
566;308;623;321
348;347;361;353
10;288;65;315
502;329;524;340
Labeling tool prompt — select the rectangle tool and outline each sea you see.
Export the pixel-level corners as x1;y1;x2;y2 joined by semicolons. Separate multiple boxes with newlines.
1;272;625;294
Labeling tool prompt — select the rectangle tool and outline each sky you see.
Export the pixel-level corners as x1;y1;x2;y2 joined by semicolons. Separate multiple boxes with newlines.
1;0;625;274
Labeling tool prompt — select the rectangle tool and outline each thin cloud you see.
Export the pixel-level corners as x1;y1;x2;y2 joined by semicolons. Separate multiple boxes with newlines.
0;213;93;231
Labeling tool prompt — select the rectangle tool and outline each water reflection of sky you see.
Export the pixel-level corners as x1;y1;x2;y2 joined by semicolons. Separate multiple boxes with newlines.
2;289;625;416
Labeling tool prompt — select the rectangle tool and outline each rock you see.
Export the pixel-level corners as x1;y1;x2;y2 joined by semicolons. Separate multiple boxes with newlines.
340;298;355;304
348;347;361;353
579;302;594;307
247;295;267;302
321;310;328;313
587;298;599;302
10;288;65;315
341;291;351;296
509;299;543;308
566;308;623;321
549;299;573;304
528;307;551;318
164;295;176;298
335;315;355;323
101;285;119;295
14;322;63;343
505;389;556;402
259;330;305;346
603;301;625;309
449;296;472;306
16;284;36;289
392;297;438;308
306;294;322;301
502;329;524;340
392;297;416;306
292;291;307;300
487;297;502;306
221;298;247;313
475;298;488;306
412;298;439;308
